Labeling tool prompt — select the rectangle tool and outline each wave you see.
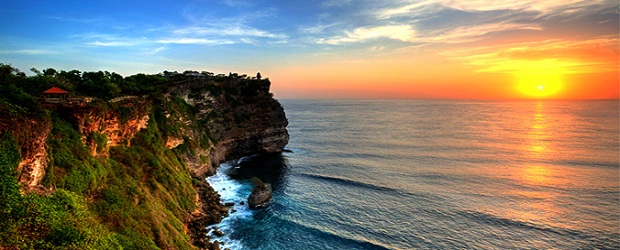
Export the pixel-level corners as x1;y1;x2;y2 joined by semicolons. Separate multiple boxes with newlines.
556;160;620;169
270;214;398;250
457;210;590;239
300;173;401;193
460;210;620;248
298;173;443;204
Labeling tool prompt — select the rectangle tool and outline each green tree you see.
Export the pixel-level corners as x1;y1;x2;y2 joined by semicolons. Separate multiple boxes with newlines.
43;68;57;77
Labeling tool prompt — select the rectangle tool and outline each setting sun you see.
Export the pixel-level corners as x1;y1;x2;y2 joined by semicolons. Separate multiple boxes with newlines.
517;73;563;98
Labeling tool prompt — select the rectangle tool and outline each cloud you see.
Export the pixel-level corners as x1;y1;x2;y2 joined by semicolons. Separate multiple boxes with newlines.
84;41;138;47
316;21;541;45
318;25;416;45
300;23;340;35
45;16;106;24
141;46;167;55
76;33;145;47
174;25;286;39
377;2;443;19
157;38;234;45
75;21;286;48
0;49;56;55
443;36;619;74
377;0;609;19
421;22;542;43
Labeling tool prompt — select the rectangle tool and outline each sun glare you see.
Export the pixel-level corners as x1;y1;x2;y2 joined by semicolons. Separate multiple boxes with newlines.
517;73;563;98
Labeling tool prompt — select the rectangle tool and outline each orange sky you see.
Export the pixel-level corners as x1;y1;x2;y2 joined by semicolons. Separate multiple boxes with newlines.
270;35;619;99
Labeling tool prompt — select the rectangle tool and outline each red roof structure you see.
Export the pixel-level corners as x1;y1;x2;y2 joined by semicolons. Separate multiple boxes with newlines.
43;87;70;94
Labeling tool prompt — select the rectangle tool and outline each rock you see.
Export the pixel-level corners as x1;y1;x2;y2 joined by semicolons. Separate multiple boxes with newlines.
240;201;245;205
213;228;225;237
223;202;235;207
210;240;221;250
248;179;272;208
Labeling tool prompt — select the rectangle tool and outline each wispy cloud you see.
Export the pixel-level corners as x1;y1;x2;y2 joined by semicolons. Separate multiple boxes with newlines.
157;38;234;45
84;41;139;47
312;0;614;49
75;21;287;48
76;33;145;47
443;36;619;74
45;16;106;24
174;25;286;39
377;0;608;19
141;46;167;55
300;23;340;35
421;22;542;43
0;49;56;55
377;1;443;19
318;25;416;45
316;22;540;45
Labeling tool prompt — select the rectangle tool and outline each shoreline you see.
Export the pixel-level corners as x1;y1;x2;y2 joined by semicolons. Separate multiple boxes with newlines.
204;161;253;250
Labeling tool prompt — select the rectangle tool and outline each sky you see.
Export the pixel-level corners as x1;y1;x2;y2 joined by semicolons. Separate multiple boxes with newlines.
0;0;618;99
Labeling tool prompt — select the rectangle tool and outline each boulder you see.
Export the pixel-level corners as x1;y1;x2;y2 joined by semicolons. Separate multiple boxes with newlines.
210;240;220;250
213;228;225;237
248;179;272;208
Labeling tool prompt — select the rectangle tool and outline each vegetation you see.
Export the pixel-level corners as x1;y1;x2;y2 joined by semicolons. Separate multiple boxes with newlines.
0;63;279;249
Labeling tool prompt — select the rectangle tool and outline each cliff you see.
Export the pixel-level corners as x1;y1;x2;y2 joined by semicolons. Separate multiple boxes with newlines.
0;67;288;249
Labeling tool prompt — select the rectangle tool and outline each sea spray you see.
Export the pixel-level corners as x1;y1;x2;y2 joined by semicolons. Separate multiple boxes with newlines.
206;162;254;250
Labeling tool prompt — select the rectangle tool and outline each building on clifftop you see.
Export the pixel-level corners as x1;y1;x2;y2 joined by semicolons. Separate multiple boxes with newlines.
43;86;70;104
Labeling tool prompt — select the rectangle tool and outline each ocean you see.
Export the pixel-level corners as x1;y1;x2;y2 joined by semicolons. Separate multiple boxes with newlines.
207;99;620;249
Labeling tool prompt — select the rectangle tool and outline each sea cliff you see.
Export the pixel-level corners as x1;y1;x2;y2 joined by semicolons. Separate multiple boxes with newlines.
0;65;288;249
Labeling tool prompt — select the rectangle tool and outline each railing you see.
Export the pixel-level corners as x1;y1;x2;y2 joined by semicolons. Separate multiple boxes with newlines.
44;96;92;105
109;95;137;103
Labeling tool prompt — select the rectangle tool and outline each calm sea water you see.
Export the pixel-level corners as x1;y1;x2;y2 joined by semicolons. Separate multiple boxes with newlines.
207;99;620;249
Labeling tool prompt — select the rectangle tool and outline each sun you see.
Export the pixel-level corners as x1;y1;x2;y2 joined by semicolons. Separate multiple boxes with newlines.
517;73;563;98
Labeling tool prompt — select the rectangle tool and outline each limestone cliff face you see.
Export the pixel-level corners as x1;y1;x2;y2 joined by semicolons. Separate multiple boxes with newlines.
63;100;151;154
14;117;51;190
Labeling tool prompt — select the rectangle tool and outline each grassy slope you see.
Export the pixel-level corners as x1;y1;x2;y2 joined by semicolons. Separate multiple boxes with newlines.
0;98;203;249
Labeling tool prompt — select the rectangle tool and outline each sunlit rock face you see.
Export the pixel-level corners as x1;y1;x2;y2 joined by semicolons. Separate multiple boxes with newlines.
15;118;51;190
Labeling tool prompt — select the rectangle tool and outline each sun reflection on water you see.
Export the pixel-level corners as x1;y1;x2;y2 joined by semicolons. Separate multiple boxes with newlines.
523;165;551;185
526;102;549;159
504;102;568;227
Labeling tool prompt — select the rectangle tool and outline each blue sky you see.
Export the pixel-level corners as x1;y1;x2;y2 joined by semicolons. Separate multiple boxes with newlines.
1;0;618;98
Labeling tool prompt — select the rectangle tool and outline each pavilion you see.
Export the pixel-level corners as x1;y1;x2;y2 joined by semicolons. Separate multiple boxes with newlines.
43;87;70;104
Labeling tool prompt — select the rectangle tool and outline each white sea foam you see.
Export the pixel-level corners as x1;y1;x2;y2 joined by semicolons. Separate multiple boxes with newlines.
206;162;254;250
